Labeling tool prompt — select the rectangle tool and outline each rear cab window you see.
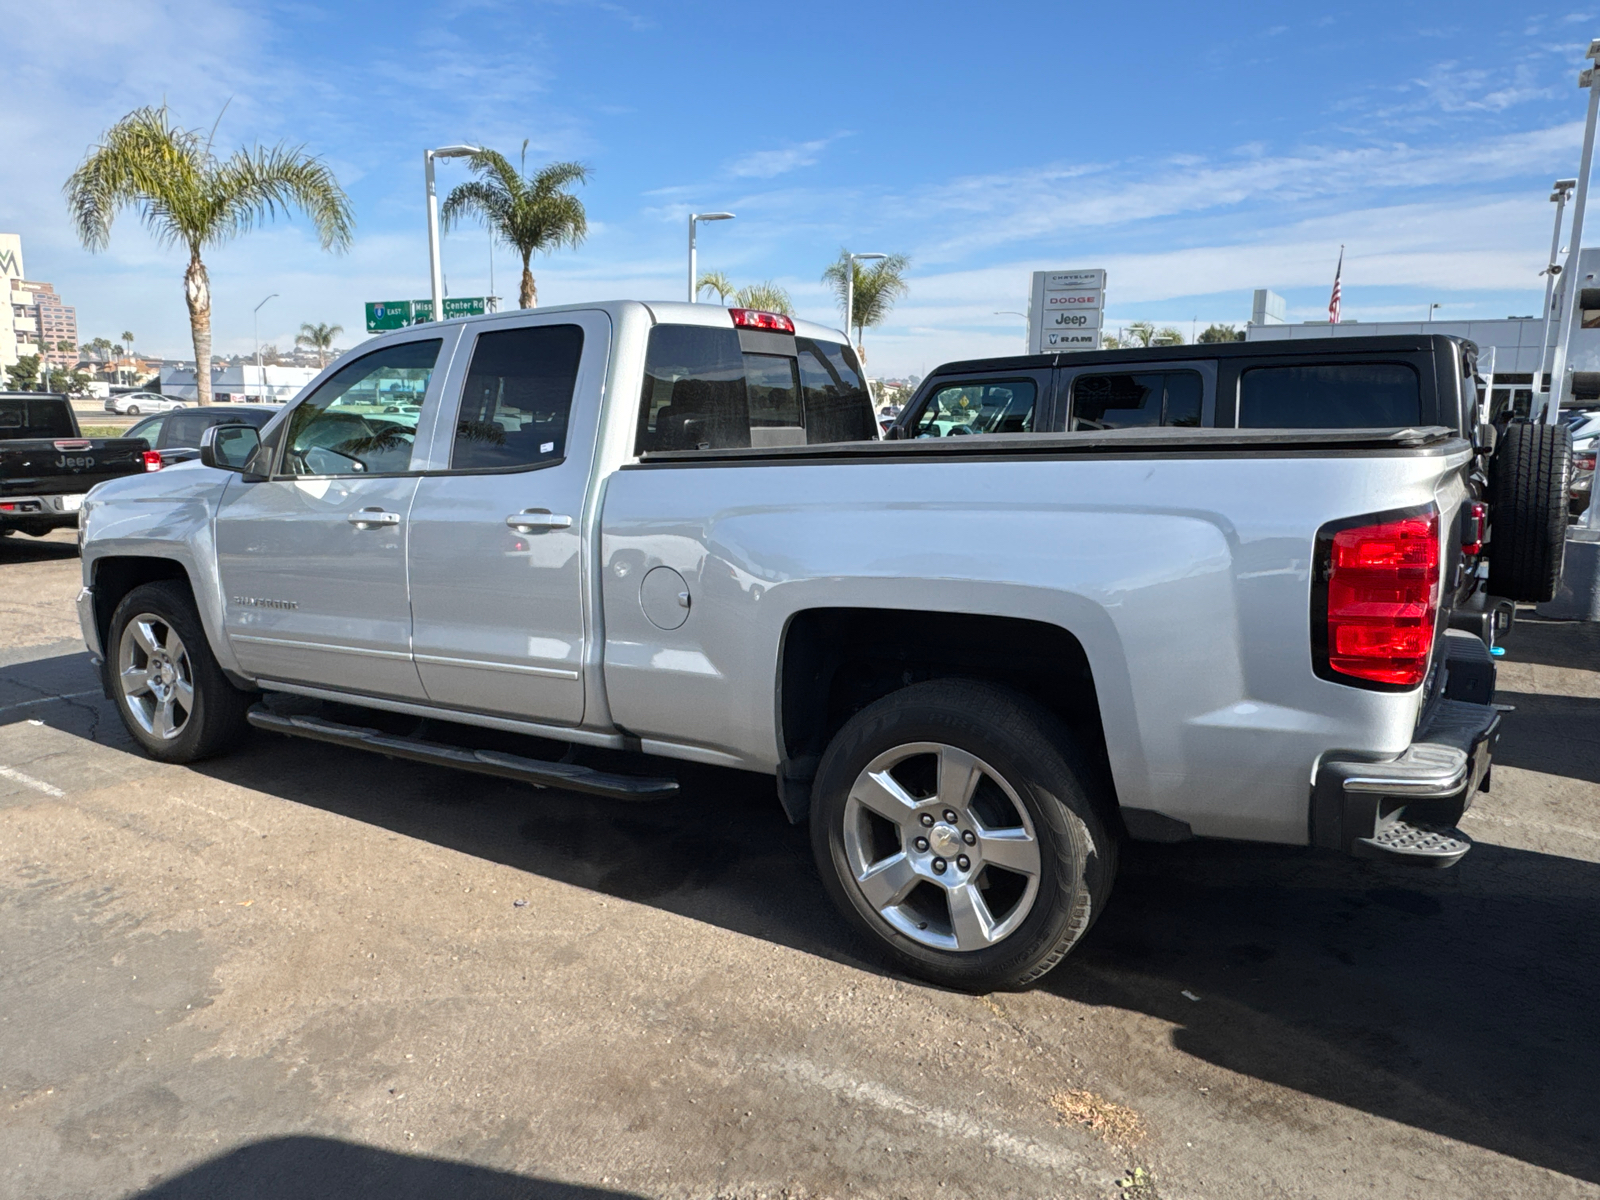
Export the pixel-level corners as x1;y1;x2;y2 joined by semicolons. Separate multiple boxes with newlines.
1237;363;1421;428
0;398;75;440
635;323;873;454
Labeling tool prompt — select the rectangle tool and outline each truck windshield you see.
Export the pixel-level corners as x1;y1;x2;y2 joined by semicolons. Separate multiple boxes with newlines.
0;398;75;440
636;325;873;453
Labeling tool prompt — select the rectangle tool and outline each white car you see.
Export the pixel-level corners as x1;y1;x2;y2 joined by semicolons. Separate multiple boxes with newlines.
105;392;185;416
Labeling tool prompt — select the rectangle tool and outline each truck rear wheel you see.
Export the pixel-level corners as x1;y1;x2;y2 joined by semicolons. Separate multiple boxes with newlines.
106;581;252;763
1489;421;1573;602
810;679;1117;991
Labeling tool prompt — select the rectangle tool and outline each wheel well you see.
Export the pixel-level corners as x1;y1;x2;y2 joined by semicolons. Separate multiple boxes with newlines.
777;608;1113;816
91;556;193;653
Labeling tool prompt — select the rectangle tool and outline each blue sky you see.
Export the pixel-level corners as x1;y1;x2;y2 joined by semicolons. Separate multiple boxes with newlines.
3;0;1596;375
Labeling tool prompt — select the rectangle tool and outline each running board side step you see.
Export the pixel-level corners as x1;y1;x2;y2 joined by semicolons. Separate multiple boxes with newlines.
245;707;679;801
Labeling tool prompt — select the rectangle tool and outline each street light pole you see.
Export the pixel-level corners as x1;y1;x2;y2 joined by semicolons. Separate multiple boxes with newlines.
425;145;481;322
1538;179;1578;406
1427;303;1441;321
253;293;277;402
687;212;735;302
1547;40;1600;425
845;252;888;358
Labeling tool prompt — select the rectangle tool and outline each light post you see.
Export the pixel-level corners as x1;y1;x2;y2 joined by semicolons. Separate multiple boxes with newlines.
1538;178;1578;405
687;212;734;302
253;293;277;402
425;145;481;323
844;252;888;357
1547;39;1600;426
1427;303;1441;321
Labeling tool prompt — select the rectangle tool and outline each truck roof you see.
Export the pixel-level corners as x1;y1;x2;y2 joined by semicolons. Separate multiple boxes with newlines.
365;299;848;348
924;333;1475;378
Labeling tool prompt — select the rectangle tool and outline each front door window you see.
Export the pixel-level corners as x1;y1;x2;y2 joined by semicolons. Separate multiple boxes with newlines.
280;340;441;476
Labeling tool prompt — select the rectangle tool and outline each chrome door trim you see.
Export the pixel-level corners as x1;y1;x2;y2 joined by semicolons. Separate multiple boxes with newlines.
413;652;580;680
231;634;413;661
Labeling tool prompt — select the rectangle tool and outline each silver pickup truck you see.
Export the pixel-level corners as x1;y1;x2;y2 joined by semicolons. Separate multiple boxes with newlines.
76;301;1508;990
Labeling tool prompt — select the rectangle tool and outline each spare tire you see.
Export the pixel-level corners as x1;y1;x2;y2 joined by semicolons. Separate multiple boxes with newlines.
1489;421;1572;602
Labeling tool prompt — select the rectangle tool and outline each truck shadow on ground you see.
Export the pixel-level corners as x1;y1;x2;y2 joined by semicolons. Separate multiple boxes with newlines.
0;535;79;564
6;647;1599;1186
132;1135;645;1199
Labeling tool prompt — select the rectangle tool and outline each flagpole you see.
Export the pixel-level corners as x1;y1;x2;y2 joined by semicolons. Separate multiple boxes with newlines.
1328;246;1343;325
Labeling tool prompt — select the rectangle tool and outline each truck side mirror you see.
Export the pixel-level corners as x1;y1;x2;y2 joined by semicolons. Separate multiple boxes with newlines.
200;424;265;477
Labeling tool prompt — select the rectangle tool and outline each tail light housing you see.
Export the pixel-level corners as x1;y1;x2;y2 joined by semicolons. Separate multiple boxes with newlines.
1313;507;1441;689
1462;500;1486;556
729;307;795;333
143;450;163;472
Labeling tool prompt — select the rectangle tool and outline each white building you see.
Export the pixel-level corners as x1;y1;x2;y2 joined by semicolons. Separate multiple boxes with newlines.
159;363;318;403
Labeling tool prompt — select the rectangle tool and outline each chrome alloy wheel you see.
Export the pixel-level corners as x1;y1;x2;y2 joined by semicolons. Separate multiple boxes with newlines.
841;741;1042;952
118;613;195;741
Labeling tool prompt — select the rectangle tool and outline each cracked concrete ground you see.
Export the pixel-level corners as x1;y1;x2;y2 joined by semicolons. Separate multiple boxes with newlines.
2;527;1598;1200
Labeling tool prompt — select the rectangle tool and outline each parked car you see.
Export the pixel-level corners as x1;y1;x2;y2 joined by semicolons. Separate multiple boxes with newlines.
126;405;277;468
78;302;1539;990
2;392;151;539
105;391;185;415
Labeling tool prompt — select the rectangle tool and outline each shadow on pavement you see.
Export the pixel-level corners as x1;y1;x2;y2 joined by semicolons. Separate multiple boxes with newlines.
7;647;1600;1184
1491;690;1600;784
133;1135;643;1199
1500;616;1600;671
0;534;79;564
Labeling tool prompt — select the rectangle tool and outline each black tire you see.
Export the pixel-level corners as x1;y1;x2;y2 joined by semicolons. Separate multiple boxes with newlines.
126;405;140;415
106;580;252;763
810;679;1118;991
1489;421;1572;602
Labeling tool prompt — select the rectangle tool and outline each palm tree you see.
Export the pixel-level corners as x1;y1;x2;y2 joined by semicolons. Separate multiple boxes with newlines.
296;321;343;368
440;142;589;309
821;250;910;363
733;281;793;315
65;105;352;404
696;270;736;303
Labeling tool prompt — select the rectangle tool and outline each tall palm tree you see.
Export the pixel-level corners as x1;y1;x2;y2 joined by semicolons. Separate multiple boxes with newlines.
821;251;910;363
295;321;343;368
65;105;352;404
696;270;735;303
440;142;589;309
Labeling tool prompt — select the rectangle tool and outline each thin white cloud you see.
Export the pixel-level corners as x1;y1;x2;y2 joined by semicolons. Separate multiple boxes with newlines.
725;137;840;180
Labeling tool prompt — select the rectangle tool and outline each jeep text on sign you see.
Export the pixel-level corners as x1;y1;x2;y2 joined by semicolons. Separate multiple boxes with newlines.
1028;268;1106;355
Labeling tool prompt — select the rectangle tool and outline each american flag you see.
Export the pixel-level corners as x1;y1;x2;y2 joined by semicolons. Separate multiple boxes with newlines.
1328;245;1344;324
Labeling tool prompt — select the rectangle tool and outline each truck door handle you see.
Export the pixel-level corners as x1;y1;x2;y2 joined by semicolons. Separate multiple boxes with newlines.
505;510;574;533
348;508;401;528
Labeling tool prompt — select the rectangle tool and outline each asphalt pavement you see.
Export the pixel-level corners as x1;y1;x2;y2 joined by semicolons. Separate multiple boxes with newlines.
2;528;1597;1199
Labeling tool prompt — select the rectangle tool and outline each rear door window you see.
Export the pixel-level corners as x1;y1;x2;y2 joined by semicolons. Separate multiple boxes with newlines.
1070;371;1203;430
164;409;222;448
1238;363;1421;428
635;325;874;453
912;380;1036;437
451;324;583;470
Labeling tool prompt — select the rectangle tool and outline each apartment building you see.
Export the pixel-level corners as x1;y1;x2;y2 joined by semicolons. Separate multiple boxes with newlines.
1;233;80;373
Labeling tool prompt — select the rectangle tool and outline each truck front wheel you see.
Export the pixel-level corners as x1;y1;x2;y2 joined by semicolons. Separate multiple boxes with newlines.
810;679;1117;991
106;581;252;763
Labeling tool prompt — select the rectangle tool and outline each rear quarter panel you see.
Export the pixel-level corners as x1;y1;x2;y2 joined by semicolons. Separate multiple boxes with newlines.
599;447;1471;844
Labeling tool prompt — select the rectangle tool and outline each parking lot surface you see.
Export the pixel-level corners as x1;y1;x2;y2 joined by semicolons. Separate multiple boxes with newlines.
2;528;1598;1199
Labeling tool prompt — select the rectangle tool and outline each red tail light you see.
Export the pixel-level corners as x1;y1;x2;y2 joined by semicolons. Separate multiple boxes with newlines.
143;450;163;472
729;307;795;333
1576;450;1597;471
1316;508;1441;688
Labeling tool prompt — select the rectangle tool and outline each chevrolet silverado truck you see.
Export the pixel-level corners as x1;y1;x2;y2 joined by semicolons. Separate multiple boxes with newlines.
1;392;150;538
76;302;1512;990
